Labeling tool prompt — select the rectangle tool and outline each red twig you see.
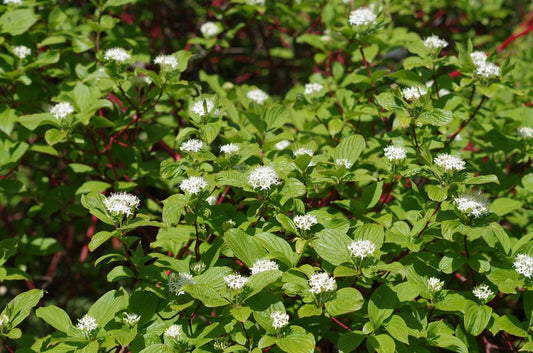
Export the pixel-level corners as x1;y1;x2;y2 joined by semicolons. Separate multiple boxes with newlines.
331;317;352;331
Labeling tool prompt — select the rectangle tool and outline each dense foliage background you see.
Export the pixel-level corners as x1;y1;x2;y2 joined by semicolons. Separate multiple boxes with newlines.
0;0;532;352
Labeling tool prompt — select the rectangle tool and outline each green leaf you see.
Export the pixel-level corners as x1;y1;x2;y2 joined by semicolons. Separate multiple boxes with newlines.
2;289;44;328
489;198;523;216
230;306;252;322
368;285;398;329
338;332;364;353
276;326;315;353
36;305;72;332
375;92;400;111
487;268;520;293
76;181;111;195
224;229;267;267
174;50;193;73
367;334;396;353
464;301;492;336
497;314;528;337
18;113;58;131
384;315;409;344
216;170;247;188
297;303;322;318
418;109;453;126
0;9;38;35
161;194;188;227
0;238;17;266
103;0;137;9
463;174;499;185
139;345;174;353
87;289;127;327
362;181;383;208
107;266;135;282
426;184;447;202
264;104;290;131
325;287;364;316
280;178;306;205
332;134;365;165
89;231;116;251
311;229;352;266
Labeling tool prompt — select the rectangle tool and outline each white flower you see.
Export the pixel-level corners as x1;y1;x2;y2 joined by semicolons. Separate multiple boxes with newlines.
214;337;230;351
384;145;406;161
293;214;318;231
434;153;466;171
168;272;194;295
206;195;218;205
76;314;98;332
191;98;219;117
250;259;279;275
246;0;265;5
224;273;249;290
104;48;130;62
13;45;31;59
180;176;208;195
335;158;352;169
270;311;289;329
275;140;291;150
103;192;140;217
454;193;490;218
294;148;313;157
320;29;331;42
513;253;533;279
427;277;444;293
3;0;22;5
476;62;499;78
308;272;335;294
201;21;219;37
470;51;487;66
164;324;182;338
123;313;140;326
247;89;269;104
304;83;323;95
472;284;493;301
154;54;178;69
423;35;448;51
180;139;203;153
348;7;377;27
518;127;533;139
348;240;376;259
402;86;427;101
0;314;8;328
192;261;206;274
248;166;280;190
220;143;239;154
49;102;75;119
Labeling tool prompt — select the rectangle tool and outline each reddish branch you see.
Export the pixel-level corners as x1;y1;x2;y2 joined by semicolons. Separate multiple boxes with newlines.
331;317;352;331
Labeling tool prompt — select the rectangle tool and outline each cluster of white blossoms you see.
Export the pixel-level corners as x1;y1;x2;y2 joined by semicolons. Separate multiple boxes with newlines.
384;145;406;161
423;35;448;51
472;284;493;301
454;193;490;218
293;214;318;231
335;158;353;169
164;324;182;338
13;45;31;59
250;259;279;275
470;51;499;78
224;273;249;290
0;314;8;328
402;86;427;101
248;165;280;190
434;153;466;171
154;54;178;69
247;89;269;104
220;143;239;154
76;314;98;332
191;98;219;117
3;0;22;5
427;277;444;293
200;21;219;37
103;192;140;216
206;195;218;205
180;176;208;195
123;313;140;326
348;7;377;27
168;272;194;295
104;47;130;62
304;82;323;95
270;311;289;329
348;240;376;259
293;148;313;157
275;140;291;150
309;272;335;294
180;139;203;153
50;102;75;119
513;253;533;278
517;126;533;139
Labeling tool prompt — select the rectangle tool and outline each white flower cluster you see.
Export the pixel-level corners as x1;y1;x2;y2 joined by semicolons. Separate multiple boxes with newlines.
270;311;289;329
50;102;75;119
180;139;203;153
191;98;219;117
348;7;377;27
168;272;194;295
247;89;269;104
13;45;31;59
104;48;130;62
201;22;219;37
335;158;353;169
348;240;376;259
180;176;208;195
294;148;313;157
275;140;291;150
402;86;427;101
206;195;218;205
454;193;490;218
518;127;533;139
123;313;140;326
164;324;182;338
246;0;265;5
309;272;335;294
248;166;280;190
470;51;499;78
220;143;239;154
514;253;533;278
0;314;8;328
434;153;466;171
76;314;98;332
423;35;448;51
224;273;249;290
154;54;178;69
472;284;493;301
293;214;318;231
103;192;140;216
384;145;406;161
3;0;22;5
250;259;279;275
304;83;323;95
427;277;444;293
